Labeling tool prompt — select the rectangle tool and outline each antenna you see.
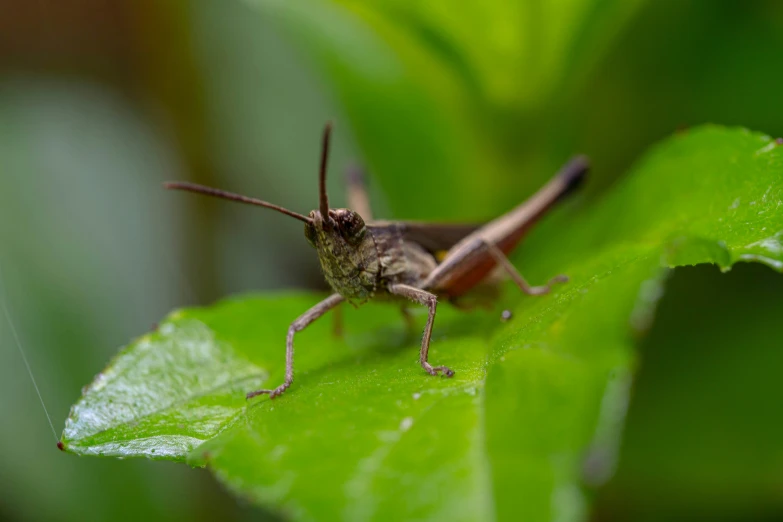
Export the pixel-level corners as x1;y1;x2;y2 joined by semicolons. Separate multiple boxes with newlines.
163;182;313;224
319;122;333;221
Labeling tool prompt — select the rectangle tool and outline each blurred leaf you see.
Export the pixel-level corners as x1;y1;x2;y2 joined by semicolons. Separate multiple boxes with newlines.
574;0;783;196
248;0;646;219
593;262;783;522
61;126;783;520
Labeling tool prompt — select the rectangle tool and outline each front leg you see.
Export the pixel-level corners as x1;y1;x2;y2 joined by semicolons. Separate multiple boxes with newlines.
247;293;344;400
388;284;454;378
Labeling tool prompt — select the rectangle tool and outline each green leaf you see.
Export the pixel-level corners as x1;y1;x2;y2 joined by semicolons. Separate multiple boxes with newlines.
593;263;783;520
61;126;783;521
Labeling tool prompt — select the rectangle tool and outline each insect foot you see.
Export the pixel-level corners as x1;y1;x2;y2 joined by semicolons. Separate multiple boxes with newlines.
246;382;291;400
423;363;455;378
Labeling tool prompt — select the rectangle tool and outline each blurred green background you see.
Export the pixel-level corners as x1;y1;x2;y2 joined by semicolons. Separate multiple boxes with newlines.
1;1;782;521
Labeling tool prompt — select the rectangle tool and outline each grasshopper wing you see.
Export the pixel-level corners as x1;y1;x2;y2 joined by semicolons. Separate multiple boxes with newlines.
366;221;481;256
398;222;482;255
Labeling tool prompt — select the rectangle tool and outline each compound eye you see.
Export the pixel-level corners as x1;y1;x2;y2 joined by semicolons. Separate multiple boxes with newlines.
304;222;317;247
339;211;365;243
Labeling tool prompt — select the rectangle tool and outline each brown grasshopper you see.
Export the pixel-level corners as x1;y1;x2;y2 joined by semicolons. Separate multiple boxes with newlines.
165;123;588;399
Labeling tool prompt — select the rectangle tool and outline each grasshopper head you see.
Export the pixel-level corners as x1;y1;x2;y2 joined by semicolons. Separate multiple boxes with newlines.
304;208;365;248
303;123;378;300
303;122;368;257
